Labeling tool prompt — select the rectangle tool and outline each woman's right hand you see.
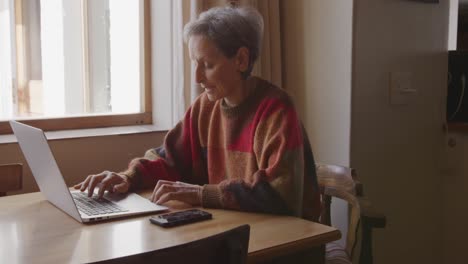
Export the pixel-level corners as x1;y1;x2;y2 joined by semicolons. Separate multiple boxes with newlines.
73;171;131;198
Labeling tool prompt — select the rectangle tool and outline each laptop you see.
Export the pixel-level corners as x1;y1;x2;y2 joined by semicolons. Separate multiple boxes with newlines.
10;120;168;223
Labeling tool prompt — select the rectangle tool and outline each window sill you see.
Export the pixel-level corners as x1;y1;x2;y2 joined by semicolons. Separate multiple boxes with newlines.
0;125;169;144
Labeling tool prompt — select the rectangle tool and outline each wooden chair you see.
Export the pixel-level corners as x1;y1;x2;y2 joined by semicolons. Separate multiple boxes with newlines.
316;163;386;264
91;224;250;264
0;163;22;197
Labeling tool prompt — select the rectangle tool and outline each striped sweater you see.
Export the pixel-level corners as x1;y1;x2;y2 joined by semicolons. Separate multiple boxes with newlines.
123;77;321;221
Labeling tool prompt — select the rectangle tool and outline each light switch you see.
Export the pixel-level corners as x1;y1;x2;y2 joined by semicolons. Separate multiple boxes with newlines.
389;71;417;105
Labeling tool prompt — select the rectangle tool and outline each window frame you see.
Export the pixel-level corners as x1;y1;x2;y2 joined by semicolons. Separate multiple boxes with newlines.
0;0;152;135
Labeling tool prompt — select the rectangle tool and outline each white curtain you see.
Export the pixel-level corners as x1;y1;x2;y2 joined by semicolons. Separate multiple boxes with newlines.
170;0;282;122
171;0;187;123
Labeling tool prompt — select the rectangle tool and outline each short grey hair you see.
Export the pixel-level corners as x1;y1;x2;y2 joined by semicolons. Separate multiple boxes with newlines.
183;6;264;79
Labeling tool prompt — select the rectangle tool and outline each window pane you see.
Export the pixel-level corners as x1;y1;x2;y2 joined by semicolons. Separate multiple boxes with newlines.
0;0;15;119
109;0;141;114
0;0;144;121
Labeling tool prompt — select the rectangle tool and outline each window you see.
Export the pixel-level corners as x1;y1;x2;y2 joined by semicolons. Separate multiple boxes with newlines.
0;0;152;134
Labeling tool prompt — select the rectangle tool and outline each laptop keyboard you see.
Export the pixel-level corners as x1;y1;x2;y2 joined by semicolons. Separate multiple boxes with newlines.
72;192;128;216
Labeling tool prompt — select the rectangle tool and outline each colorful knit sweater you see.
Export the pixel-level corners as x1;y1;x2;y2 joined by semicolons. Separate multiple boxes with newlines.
124;77;321;221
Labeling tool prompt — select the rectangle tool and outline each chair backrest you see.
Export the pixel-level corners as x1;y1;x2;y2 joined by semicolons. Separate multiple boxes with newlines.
0;163;23;197
317;163;386;264
91;224;250;264
316;163;361;260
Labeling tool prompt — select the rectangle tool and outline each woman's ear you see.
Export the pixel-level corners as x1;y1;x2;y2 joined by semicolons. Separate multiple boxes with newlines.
235;47;250;73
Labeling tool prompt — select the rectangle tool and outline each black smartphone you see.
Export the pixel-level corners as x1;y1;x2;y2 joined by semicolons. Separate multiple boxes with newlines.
149;209;213;228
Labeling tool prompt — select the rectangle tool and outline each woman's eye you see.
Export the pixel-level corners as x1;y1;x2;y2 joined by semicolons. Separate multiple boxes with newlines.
205;63;213;69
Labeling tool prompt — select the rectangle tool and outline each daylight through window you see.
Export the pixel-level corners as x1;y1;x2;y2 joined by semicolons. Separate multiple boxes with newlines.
0;0;150;133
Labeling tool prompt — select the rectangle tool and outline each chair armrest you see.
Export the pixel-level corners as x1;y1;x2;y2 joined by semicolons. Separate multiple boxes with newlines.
354;181;386;228
355;181;364;197
358;196;385;264
358;197;386;228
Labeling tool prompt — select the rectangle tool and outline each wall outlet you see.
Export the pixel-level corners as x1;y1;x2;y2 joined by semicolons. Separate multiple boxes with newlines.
389;71;417;105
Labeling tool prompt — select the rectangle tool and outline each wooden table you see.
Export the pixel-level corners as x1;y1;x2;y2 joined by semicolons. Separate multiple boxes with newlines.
0;192;340;263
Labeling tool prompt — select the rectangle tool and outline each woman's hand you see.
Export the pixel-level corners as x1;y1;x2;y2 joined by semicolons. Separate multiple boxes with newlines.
150;180;202;206
73;171;131;198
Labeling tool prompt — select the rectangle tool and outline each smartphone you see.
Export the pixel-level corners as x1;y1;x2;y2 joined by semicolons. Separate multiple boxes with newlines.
149;209;213;228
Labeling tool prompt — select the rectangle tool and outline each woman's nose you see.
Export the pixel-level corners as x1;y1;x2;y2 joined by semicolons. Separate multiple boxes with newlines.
195;65;204;84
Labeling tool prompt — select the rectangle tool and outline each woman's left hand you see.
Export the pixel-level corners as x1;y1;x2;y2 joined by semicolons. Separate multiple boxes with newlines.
150;180;203;206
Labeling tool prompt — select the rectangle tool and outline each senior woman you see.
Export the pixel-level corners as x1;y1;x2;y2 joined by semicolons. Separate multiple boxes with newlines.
74;6;320;221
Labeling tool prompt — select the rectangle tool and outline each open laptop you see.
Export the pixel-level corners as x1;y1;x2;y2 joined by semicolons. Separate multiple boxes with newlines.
10;120;168;223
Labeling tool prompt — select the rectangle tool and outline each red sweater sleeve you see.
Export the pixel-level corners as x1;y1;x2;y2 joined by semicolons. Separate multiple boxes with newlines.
123;108;198;189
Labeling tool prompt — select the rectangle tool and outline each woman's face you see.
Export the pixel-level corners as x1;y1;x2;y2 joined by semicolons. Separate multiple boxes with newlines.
189;35;247;106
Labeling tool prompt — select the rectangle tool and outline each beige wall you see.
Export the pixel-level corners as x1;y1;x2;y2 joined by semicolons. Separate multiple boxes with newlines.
280;0;352;167
352;1;448;264
0;132;166;194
